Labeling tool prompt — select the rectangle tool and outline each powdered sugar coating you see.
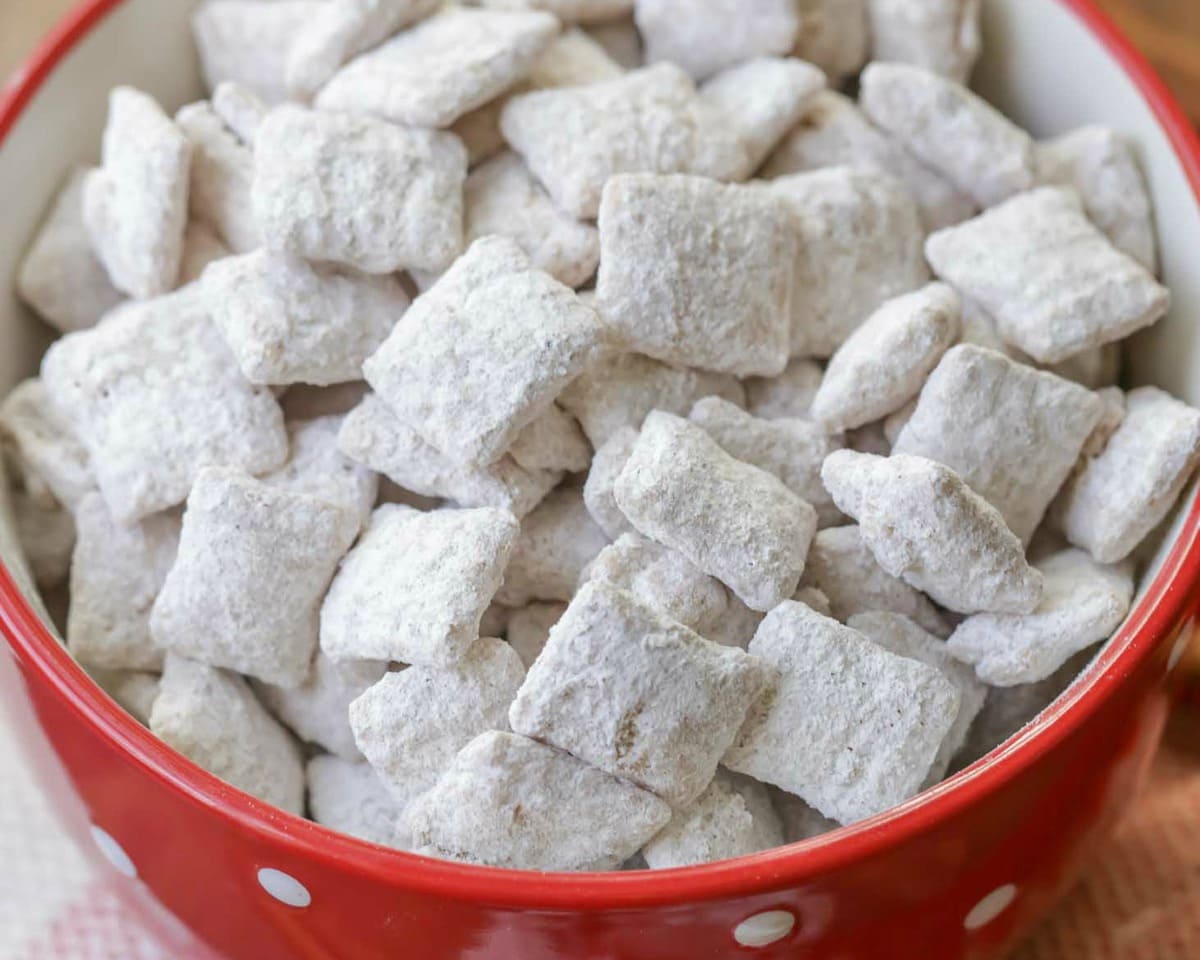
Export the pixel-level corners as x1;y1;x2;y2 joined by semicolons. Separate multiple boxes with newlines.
865;0;982;83
0;379;94;511
175;101;258;255
506;602;567;668
508;405;592;474
793;0;869;83
743;359;823;421
260;416;378;528
581;426;638;539
307;755;408;848
211;82;266;147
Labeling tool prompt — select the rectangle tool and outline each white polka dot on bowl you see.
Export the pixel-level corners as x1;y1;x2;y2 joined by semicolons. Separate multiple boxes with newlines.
733;909;796;948
257;867;312;908
964;884;1017;931
90;824;137;878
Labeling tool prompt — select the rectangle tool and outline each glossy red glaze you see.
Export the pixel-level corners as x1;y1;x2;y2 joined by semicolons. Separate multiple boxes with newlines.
2;2;1200;958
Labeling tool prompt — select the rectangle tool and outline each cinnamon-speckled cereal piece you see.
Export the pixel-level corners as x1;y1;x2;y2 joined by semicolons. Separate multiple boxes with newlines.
770;168;928;358
339;394;560;516
500;64;747;218
151;468;358;687
40;290;288;523
84;88;191;300
204;250;408;386
635;0;799;81
151;654;304;813
947;548;1133;686
510;581;767;806
688;396;843;527
254;106;466;274
175;101;259;255
925;189;1169;364
821;451;1043;614
642;769;783;868
365;239;604;466
405;730;671;870
616;412;817;611
257;653;387;761
321;504;518;665
724;601;959;824
793;0;869;83
743;359;823;421
316;7;559;127
860;63;1035;208
596;174;796;376
580;532;728;634
0;379;94;510
1054;387;1200;564
17;167;124;334
810;284;961;432
498;485;609;606
506;602;567;667
307;755;408;848
67;493;178;672
799;525;951;637
847;612;986;782
698;58;825;179
1037;126;1158;273
462;153;601;288
582;426;638;539
261;417;378;528
892;344;1103;543
350;638;525;798
866;0;981;83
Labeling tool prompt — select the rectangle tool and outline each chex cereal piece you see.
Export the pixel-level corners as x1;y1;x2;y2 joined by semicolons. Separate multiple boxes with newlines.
151;468;357;686
90;669;160;727
822;451;1043;615
481;0;634;23
510;581;767;806
12;490;75;590
40;290;288;523
597;174;795;376
744;359;823;421
508;405;592;474
451;98;509;168
705;597;766;651
365;237;605;466
698;58;826;180
0;379;94;511
1037;126;1158;273
848;612;986;783
793;0;869;84
177;222;229;287
17;167;123;334
525;26;626;87
175;102;258;255
254;106;466;275
462;153;601;288
1083;386;1126;458
586;15;643;68
635;0;799;81
497;485;608;606
307;755;407;848
810;284;961;432
799;525;951;637
642;769;783;868
211;82;266;147
582;426;638;539
616;412;818;611
581;532;728;634
150;654;304;814
258;652;387;760
892;344;1103;543
883;401;917;447
500;63;747;219
559;351;743;450
192;1;322;104
315;7;559;128
321;504;518;665
688;396;844;527
762;91;975;233
204;250;408;387
947;548;1133;686
67;494;179;673
724;602;959;824
260;417;378;528
771;787;841;841
925;189;1169;364
286;0;441;99
866;0;982;83
405;730;671;870
339;394;560;516
770;167;928;358
1054;387;1200;564
351;638;525;798
84;88;191;300
506;602;567;667
793;586;833;618
859;63;1036;208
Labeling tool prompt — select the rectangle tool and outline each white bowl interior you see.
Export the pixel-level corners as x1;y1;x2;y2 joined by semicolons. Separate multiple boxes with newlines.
0;0;1197;650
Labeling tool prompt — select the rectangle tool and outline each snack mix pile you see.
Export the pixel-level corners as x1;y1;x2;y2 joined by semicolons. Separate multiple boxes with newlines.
3;0;1199;872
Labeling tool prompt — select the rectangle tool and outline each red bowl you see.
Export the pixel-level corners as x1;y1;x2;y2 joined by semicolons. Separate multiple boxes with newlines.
2;1;1200;958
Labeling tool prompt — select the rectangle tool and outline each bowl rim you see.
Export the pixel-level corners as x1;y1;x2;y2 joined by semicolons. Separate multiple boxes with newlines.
2;0;1200;913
